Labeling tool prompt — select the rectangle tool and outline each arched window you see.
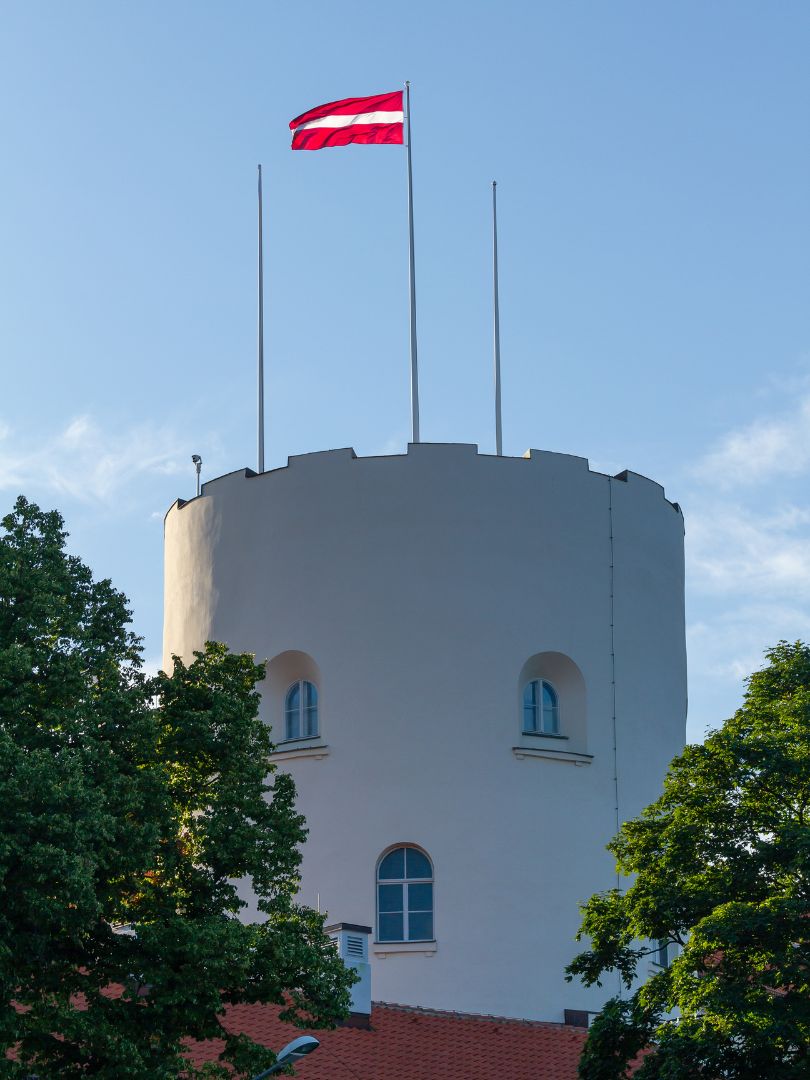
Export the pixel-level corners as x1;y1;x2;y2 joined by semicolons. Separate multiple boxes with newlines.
522;679;559;735
284;680;318;741
377;846;433;943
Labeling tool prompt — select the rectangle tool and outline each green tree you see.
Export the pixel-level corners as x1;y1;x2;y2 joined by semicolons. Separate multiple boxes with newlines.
567;642;810;1080
0;497;354;1078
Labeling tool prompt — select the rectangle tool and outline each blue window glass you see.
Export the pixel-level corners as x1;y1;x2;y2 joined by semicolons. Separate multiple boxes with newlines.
406;848;431;879
407;911;433;941
378;913;404;942
304;681;318;737
284;683;301;740
284;680;318;741
408;882;433;912
378;848;405;880
378;884;403;912
522;680;538;732
542;681;559;734
523;679;560;735
377;846;434;943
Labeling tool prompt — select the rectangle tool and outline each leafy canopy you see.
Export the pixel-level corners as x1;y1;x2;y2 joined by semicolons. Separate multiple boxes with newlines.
567;641;810;1080
0;497;355;1078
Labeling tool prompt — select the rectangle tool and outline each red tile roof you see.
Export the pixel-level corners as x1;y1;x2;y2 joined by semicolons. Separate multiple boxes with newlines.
186;1001;589;1079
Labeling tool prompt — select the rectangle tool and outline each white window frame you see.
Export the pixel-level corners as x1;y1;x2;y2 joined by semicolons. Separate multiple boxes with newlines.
376;847;434;943
284;679;319;742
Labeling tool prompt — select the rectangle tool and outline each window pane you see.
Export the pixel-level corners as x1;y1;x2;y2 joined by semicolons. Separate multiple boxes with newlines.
541;683;559;733
304;706;318;737
542;705;559;734
523;682;539;732
286;683;301;710
285;683;300;740
378;913;404;942
408;882;432;912
378;884;403;913
378;848;405;880
405;848;431;879
408;911;433;941
304;681;318;708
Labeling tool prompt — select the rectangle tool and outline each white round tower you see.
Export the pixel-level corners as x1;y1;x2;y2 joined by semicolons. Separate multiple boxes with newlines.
163;443;686;1023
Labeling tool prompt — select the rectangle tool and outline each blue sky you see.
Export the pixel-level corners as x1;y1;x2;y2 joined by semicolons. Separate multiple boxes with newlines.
1;1;808;743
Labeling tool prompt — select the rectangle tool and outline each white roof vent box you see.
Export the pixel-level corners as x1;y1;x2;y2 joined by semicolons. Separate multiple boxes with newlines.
326;922;370;964
325;922;372;1020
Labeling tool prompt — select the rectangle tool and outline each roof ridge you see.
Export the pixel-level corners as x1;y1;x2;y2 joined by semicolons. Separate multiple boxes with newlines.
371;1001;581;1029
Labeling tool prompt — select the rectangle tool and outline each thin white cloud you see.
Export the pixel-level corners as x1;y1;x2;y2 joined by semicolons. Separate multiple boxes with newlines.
0;414;189;503
694;392;810;488
686;501;810;599
682;370;810;738
687;600;810;697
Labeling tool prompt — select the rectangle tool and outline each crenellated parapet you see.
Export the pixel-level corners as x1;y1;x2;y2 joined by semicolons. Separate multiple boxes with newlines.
167;442;682;518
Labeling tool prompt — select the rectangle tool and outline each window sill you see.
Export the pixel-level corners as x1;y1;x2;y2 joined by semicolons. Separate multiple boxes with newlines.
522;731;569;740
512;746;593;766
373;940;438;958
270;742;329;761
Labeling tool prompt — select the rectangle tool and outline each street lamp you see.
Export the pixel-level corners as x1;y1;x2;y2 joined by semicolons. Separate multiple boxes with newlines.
251;1036;320;1079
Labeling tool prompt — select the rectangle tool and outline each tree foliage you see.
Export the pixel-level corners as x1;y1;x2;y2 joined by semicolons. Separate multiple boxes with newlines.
567;641;810;1080
0;497;355;1078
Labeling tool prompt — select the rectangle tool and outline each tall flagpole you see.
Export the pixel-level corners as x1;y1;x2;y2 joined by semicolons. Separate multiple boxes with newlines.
257;164;265;474
492;180;502;456
405;81;420;444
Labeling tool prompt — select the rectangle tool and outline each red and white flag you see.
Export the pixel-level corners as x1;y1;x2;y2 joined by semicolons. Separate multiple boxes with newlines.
290;91;404;151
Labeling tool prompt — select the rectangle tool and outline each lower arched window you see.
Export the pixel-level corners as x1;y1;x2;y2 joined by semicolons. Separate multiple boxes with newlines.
284;680;318;740
523;679;559;734
377;846;433;942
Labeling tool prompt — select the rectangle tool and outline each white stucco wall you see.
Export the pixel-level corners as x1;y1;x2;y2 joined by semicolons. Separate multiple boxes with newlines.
163;443;686;1024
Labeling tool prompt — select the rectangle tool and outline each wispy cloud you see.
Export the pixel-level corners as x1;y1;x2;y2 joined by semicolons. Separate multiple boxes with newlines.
688;600;809;686
683;375;810;738
694;391;810;488
0;415;190;504
687;501;810;599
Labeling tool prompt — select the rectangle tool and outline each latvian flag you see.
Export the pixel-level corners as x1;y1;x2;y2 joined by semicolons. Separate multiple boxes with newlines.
290;91;404;151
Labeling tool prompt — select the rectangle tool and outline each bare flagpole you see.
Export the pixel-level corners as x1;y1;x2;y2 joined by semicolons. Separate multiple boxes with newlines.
405;81;420;443
257;164;265;474
492;180;502;456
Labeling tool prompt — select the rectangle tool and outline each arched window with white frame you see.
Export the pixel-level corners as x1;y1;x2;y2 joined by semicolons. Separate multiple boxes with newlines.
376;846;434;943
284;679;318;741
522;678;559;735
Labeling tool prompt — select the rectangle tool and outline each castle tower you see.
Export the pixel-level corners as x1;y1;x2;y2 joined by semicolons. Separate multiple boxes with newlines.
163;443;686;1023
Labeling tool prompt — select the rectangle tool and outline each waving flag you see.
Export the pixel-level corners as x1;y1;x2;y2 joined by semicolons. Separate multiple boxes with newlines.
287;84;420;446
290;91;404;151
